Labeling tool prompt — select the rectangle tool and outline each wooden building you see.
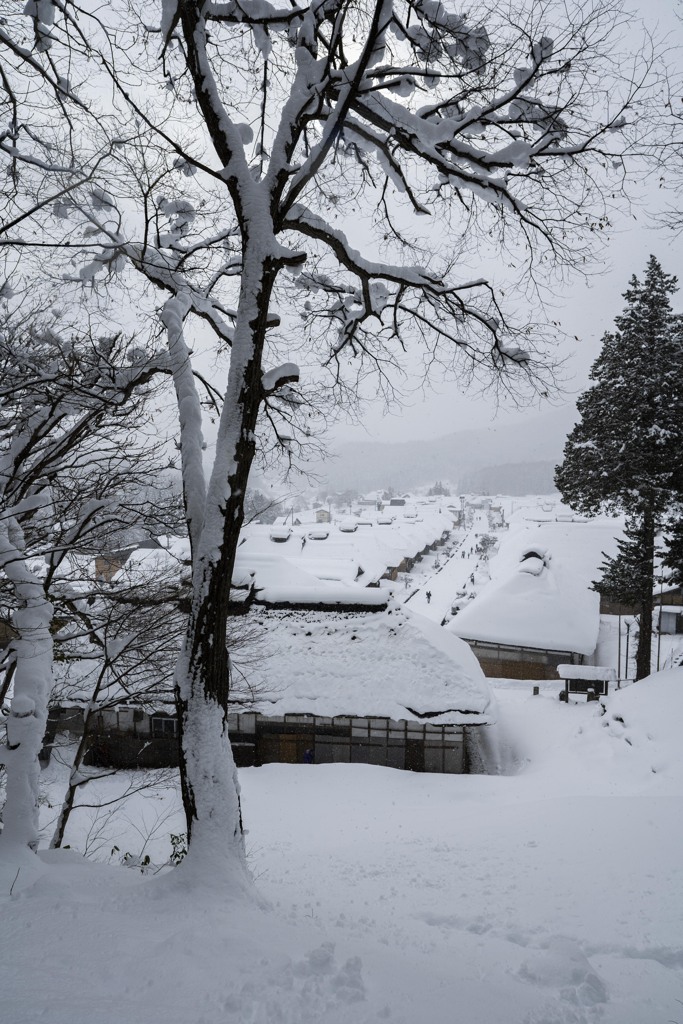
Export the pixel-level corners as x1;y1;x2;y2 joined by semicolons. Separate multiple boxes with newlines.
45;597;492;776
230;601;493;772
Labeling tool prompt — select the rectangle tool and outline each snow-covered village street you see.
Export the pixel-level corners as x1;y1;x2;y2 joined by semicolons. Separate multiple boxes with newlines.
403;512;490;623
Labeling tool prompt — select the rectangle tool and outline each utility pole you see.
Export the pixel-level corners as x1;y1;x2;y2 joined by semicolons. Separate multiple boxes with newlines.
625;620;631;681
656;576;664;672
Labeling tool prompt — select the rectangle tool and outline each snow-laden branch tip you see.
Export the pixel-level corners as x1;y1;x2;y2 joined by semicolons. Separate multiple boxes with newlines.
261;362;300;395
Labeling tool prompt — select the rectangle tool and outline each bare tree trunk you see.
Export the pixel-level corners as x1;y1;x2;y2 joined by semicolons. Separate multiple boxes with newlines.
0;518;53;852
50;733;87;850
175;253;277;886
634;509;655;679
636;509;656;681
50;696;103;850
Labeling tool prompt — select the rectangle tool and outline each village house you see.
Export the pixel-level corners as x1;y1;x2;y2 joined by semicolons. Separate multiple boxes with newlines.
600;581;683;635
451;518;622;680
92;537;167;583
43;702;179;770
226;597;493;773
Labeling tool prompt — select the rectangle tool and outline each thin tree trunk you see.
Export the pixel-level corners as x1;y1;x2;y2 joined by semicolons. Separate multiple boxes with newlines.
0;518;53;852
174;251;277;887
635;509;656;681
50;697;103;849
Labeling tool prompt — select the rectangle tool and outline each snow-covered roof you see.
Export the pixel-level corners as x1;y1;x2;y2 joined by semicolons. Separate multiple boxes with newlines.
243;601;493;724
232;551;387;608
104;504;449;606
557;664;617;682
112;545;185;580
451;519;622;656
237;510;448;590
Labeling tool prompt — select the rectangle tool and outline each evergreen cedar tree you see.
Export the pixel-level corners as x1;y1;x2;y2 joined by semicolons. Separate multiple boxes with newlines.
555;256;683;680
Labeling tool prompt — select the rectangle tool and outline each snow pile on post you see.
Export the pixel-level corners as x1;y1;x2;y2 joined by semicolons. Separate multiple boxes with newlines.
556;665;616;682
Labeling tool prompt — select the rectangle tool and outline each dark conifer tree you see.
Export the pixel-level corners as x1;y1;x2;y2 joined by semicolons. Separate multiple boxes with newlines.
596;514;657;610
555;256;683;679
663;518;683;588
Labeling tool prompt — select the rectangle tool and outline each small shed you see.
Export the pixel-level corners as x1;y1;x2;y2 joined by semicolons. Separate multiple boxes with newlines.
557;664;616;702
658;605;683;635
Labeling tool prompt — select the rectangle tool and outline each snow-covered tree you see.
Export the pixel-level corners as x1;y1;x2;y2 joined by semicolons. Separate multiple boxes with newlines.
0;297;167;852
243;489;282;525
0;0;662;881
44;545;187;850
555;256;683;679
662;515;683;588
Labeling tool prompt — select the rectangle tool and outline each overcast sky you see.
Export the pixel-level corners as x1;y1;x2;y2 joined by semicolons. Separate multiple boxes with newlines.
328;0;683;447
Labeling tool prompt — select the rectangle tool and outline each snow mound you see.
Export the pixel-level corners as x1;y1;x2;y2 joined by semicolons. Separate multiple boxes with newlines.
477;668;683;792
599;668;683;778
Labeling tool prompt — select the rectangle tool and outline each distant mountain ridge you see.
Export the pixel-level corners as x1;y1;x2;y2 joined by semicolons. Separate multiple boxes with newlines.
319;405;578;493
458;461;559;496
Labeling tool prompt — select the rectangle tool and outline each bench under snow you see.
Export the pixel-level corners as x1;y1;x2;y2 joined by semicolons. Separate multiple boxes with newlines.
557;665;616;702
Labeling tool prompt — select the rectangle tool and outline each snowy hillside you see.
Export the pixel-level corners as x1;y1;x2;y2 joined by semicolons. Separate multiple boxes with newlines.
2;670;682;1024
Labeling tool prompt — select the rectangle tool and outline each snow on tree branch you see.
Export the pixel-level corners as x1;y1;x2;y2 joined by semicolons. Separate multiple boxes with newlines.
0;0;666;873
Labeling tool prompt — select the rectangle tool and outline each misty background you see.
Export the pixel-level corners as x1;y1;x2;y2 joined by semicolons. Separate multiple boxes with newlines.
306;405;578;495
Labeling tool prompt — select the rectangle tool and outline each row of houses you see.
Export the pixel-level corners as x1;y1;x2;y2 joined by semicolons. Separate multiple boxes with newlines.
19;495;683;773
95;502;454;589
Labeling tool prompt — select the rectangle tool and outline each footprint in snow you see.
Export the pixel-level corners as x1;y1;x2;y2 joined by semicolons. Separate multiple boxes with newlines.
518;936;607;1010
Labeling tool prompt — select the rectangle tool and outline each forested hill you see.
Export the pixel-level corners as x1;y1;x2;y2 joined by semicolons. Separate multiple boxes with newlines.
319;405;579;494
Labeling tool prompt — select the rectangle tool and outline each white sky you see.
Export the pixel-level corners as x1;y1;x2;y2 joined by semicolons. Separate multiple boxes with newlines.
329;0;683;446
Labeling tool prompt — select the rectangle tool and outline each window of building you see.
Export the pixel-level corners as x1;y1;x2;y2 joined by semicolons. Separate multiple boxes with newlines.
151;716;178;738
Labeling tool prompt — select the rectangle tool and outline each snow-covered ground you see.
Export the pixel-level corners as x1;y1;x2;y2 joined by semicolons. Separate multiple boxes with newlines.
2;671;682;1024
